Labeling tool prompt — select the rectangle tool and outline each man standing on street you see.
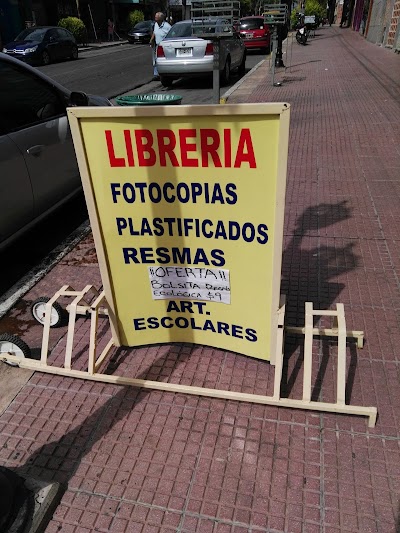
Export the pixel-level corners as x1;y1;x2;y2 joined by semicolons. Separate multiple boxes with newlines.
149;12;171;81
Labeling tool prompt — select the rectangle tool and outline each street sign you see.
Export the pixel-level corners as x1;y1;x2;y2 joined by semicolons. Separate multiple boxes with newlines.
67;103;290;361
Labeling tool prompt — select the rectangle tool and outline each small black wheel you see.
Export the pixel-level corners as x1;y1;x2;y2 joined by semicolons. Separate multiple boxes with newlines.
160;76;173;88
41;50;50;65
238;52;246;75
220;58;231;85
31;297;68;328
71;46;78;60
0;333;31;366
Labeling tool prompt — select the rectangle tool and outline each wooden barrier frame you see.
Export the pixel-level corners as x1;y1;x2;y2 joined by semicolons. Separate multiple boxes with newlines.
1;287;377;427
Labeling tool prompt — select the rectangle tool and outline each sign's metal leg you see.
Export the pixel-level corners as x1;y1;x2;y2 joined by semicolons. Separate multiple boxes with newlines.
285;31;293;73
271;27;277;86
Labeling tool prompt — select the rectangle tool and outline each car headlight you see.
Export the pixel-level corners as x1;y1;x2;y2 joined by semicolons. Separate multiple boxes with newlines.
24;46;38;54
2;47;7;53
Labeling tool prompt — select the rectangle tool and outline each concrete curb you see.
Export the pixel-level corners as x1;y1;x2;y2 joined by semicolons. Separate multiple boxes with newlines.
24;478;63;533
220;59;266;103
78;40;128;52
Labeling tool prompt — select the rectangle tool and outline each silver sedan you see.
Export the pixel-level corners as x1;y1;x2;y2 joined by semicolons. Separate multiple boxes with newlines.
155;19;246;87
0;54;111;251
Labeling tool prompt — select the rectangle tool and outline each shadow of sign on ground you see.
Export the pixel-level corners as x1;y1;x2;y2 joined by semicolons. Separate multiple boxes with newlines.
280;201;360;401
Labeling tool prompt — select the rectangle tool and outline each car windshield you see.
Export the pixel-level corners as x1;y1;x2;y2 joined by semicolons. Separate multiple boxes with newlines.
240;19;264;30
165;22;193;39
133;21;151;30
15;28;47;41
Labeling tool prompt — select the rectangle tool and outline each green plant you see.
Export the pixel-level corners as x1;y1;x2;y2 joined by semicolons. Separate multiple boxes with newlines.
58;17;87;44
290;8;301;27
127;10;145;30
290;0;326;27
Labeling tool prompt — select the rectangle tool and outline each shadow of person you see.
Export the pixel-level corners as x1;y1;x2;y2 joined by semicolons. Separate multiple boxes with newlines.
279;202;360;399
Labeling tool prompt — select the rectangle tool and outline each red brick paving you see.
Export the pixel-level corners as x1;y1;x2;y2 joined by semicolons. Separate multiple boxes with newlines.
0;26;399;532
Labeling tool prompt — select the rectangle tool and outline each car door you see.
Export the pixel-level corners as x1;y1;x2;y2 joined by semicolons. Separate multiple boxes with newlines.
56;28;71;59
0;134;34;248
224;23;241;68
45;28;61;61
0;60;80;221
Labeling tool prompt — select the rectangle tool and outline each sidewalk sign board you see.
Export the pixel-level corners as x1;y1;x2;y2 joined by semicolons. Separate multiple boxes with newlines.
1;103;377;427
67;103;290;362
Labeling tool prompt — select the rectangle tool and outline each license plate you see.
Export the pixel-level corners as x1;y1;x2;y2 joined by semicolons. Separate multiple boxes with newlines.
176;48;193;57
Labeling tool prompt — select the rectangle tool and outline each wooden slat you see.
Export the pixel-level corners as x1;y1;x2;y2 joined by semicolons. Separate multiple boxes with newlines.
302;302;314;402
88;305;98;375
17;285;377;428
285;326;364;348
64;300;78;370
336;303;347;406
1;354;377;427
94;339;114;372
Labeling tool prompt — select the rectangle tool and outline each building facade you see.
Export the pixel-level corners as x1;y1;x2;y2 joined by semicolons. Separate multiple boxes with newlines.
365;0;400;50
336;0;400;52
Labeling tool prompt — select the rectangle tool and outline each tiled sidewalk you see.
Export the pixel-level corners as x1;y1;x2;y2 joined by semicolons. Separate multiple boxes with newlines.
1;27;400;532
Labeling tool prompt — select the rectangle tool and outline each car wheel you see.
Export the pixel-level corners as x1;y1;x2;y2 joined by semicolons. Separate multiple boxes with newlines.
41;50;50;65
71;46;78;60
160;76;174;88
238;52;246;75
0;333;31;366
31;297;68;327
220;57;231;85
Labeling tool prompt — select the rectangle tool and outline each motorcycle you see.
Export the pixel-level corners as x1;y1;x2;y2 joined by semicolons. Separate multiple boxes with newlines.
295;13;308;45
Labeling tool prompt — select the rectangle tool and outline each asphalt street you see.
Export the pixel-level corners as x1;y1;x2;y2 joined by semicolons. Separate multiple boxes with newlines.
37;43;154;98
37;43;266;101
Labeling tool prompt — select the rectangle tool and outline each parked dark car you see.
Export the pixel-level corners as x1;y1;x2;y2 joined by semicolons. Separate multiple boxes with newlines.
2;26;78;65
239;16;271;52
0;53;111;251
127;21;154;44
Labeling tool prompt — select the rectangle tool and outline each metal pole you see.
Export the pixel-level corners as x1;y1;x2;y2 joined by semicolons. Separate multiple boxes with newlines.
213;39;221;104
271;26;277;86
288;30;293;73
111;0;116;30
88;5;98;41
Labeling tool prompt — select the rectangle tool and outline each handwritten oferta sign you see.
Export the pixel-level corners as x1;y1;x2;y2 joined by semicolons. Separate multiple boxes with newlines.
68;103;290;361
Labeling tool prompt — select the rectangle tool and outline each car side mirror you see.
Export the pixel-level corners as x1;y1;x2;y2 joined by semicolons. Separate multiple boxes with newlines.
69;91;89;106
